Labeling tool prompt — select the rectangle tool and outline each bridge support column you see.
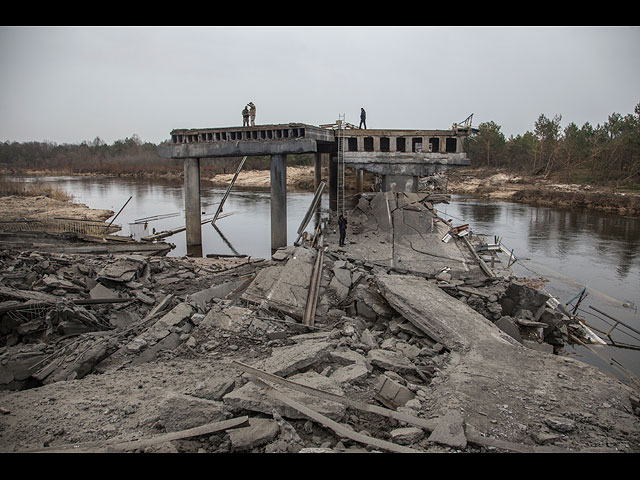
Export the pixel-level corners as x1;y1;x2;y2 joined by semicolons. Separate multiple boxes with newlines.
356;169;364;193
270;154;287;251
314;152;323;191
329;154;337;214
184;157;202;247
381;174;418;193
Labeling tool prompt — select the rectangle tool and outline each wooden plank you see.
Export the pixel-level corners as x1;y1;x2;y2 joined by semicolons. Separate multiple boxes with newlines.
233;361;575;453
24;416;249;453
244;372;419;453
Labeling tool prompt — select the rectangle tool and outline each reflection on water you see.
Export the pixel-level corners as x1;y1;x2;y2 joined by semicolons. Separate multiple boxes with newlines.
441;195;640;381
8;177;640;381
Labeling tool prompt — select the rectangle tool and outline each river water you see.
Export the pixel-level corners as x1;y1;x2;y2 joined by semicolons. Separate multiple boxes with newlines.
10;175;640;383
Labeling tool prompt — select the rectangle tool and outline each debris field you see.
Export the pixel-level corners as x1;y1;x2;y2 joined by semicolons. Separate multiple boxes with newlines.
0;191;639;453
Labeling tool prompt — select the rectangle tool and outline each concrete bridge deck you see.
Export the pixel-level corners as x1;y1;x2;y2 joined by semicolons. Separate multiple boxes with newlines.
157;122;473;253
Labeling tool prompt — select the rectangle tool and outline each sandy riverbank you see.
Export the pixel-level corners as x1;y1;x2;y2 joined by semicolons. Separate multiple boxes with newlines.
445;168;640;217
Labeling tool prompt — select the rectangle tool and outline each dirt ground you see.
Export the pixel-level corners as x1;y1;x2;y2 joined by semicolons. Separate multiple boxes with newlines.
0;195;114;223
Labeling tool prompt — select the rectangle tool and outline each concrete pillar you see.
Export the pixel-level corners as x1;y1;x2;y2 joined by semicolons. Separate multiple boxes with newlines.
329;154;338;214
314;152;322;191
184;157;202;246
356;169;364;193
390;137;397;152
270;154;287;251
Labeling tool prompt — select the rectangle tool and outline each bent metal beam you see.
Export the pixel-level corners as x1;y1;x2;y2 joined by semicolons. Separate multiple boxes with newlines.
156;122;472;253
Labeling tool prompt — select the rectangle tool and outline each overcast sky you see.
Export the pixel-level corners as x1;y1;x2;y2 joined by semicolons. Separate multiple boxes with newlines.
1;26;639;145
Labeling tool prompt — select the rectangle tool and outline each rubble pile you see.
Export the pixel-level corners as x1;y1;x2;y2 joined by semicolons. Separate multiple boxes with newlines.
0;191;639;453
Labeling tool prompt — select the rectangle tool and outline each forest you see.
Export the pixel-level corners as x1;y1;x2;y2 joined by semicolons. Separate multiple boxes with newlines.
464;102;640;189
1;103;638;189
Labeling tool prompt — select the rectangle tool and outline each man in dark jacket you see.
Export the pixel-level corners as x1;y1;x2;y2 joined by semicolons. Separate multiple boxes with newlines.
359;108;367;129
338;214;347;246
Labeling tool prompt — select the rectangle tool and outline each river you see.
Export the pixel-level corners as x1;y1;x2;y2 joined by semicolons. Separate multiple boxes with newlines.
11;175;640;383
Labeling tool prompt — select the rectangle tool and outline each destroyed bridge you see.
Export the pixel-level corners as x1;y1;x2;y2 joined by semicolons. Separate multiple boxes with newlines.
157;121;474;252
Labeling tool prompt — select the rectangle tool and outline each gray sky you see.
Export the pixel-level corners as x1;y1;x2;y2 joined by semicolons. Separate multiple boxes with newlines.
1;26;639;145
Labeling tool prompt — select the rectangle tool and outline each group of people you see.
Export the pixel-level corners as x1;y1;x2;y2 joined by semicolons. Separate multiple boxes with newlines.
242;102;256;127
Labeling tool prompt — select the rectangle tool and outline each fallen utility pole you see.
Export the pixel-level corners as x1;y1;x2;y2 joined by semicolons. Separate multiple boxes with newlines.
295;181;325;246
211;156;247;226
302;244;325;327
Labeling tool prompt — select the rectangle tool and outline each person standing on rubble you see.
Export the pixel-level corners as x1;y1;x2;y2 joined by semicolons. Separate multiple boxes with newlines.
242;105;250;127
338;214;348;246
248;102;256;126
359;108;367;129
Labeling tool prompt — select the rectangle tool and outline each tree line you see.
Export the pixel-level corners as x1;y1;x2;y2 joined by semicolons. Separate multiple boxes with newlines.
2;103;639;188
464;102;640;188
0;134;314;177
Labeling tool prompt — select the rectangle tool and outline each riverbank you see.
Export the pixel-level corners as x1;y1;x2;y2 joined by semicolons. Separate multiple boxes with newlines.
3;166;640;217
445;168;640;217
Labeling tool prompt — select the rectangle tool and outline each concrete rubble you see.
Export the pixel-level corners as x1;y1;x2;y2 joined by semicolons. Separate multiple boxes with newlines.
0;191;639;453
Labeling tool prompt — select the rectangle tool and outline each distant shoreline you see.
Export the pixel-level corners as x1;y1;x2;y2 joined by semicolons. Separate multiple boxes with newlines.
3;167;639;217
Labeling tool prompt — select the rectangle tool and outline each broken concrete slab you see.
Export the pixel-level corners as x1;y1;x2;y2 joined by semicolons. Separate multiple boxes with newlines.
367;348;417;375
329;363;370;384
251;340;334;378
145;302;193;342
89;283;119;300
147;392;230;432
228;417;279;451
190;377;236;401
374;374;415;409
390;426;425;445
427;409;467;449
201;305;254;333
97;256;147;283
189;278;246;311
242;247;317;319
224;371;347;421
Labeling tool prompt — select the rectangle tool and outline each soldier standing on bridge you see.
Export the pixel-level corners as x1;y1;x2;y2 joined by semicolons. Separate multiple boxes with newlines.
338;214;348;246
242;105;250;127
359;108;367;129
248;102;256;126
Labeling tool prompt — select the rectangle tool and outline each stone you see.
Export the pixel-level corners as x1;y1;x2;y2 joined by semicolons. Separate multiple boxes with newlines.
202;305;254;333
390;426;425;445
224;371;346;421
191;377;236;401
228;418;279;451
252;341;333;378
374;374;415;409
367;349;416;375
544;416;576;433
189;278;246;310
494;317;522;343
149;392;229;432
146;303;193;341
329;363;370;384
427;410;467;449
89;282;119;300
